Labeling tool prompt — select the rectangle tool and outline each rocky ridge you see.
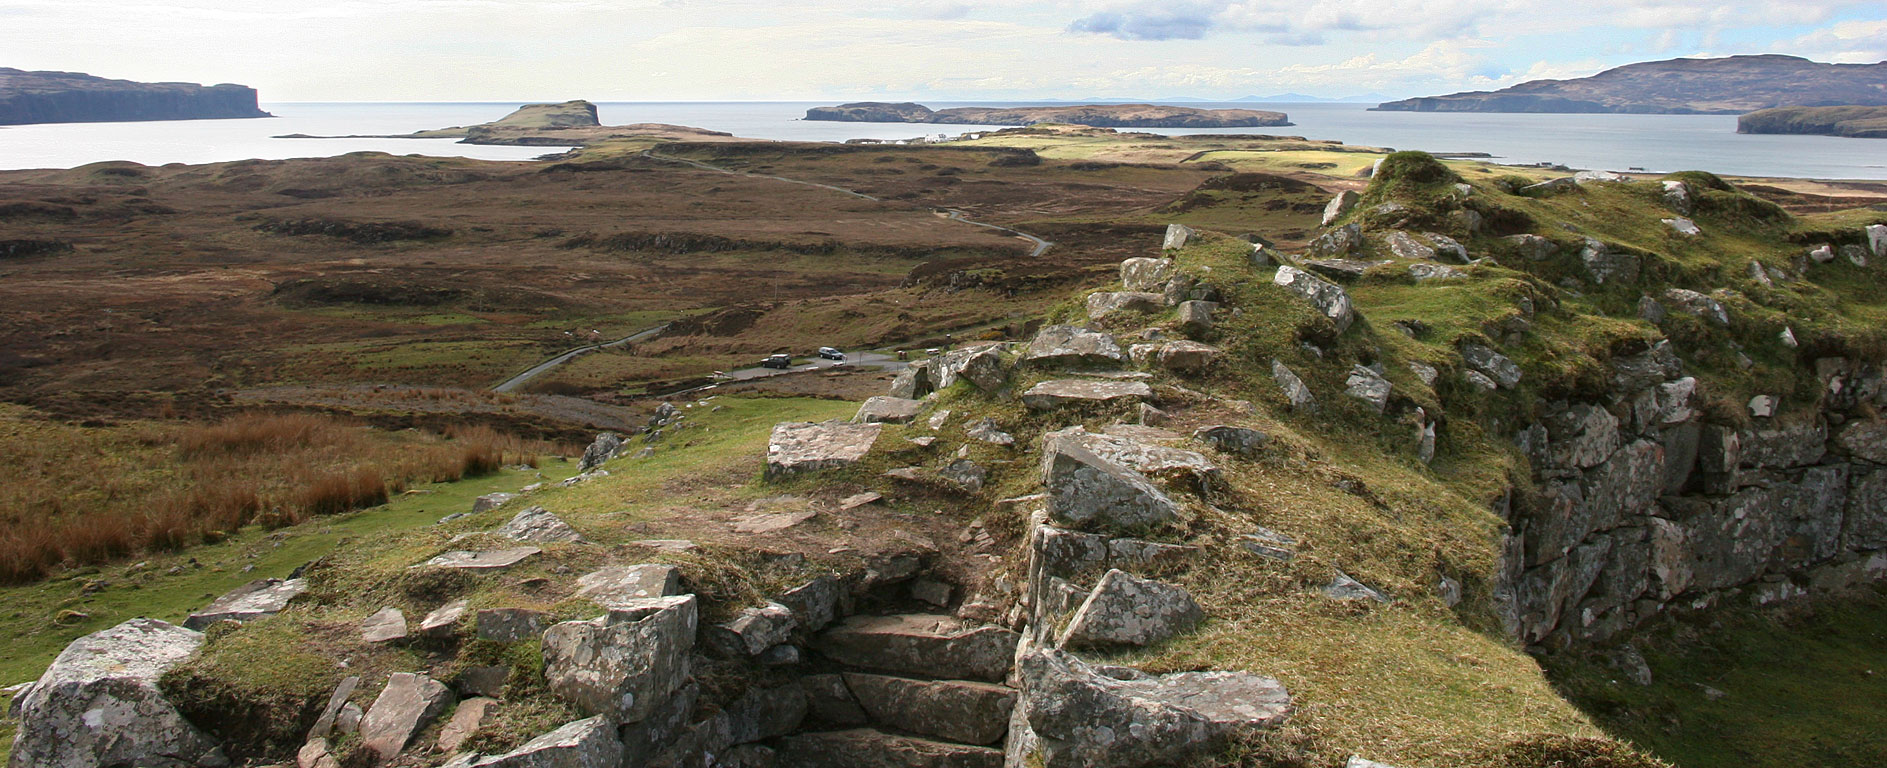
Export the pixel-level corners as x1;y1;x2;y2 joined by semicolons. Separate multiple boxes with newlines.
1375;55;1887;114
0;68;270;126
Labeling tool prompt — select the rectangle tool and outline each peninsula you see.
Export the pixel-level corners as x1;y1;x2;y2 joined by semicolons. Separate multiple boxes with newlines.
1739;105;1887;139
0;67;270;125
804;102;1291;128
277;100;741;146
1374;54;1887;114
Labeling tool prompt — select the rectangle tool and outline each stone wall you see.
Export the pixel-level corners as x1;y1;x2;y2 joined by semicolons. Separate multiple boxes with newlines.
1500;344;1887;649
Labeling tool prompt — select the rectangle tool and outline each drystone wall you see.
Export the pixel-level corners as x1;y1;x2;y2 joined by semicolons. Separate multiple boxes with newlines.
1501;346;1887;649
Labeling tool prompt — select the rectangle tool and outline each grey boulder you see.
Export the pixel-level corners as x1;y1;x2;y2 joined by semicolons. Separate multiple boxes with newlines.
854;396;925;425
1024;325;1124;367
574;564;683;607
467;715;623;768
578;433;624;473
542;595;697;724
1273;265;1355;334
9;618;223;768
1017;649;1291;768
1021;380;1151;411
1041;431;1181;530
496;506;587;544
361;672;455;762
1119;257;1176;292
1057;569;1203;649
843;673;1016;745
766;421;882;478
183;577;307;629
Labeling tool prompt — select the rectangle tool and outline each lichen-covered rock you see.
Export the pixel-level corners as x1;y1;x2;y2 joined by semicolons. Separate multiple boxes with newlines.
1021;380;1151;411
1504;233;1556;261
1086;291;1164;320
711;602;798;657
1017;649;1290;768
1271;359;1317;412
1544;403;1621;470
1120;257;1177;292
420;599;469;638
1193;425;1268;457
542;595;697;724
1869;224;1887;260
814;614;1019;683
843;673;1016;745
419;548;541;570
1321;190;1359;226
578;432;624;473
779;576;843;633
1162;223;1194;250
362;607;407;644
1175;300;1215;335
496;506;588;544
1384;230;1436;261
1423;232;1469;262
1459;342;1522;389
774;728;1002;768
1058;570;1203;648
472;492;517;514
1307;223;1362;258
184;577;307;629
934;345;1009;391
1024;325;1124;367
1663;217;1702;236
1663;180;1692;214
854;396;925;424
361;672;455;762
1344;365;1392;413
9;618;222;768
1837;420;1887;464
1581;238;1640;284
467;715;623;768
965;418;1015;446
1272;265;1355;334
766;421;883;478
1408;262;1465;281
575;564;683;607
478;608;548;644
1324;570;1390;603
1662;288;1729;325
889;361;933;399
1041;430;1182;530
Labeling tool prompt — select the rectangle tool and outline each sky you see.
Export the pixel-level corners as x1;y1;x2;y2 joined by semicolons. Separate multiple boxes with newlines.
3;0;1884;102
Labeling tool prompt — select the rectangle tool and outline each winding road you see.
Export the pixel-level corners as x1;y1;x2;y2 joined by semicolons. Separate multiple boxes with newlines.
491;149;1053;393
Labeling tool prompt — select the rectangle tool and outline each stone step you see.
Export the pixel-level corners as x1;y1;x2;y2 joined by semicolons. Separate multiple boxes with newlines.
773;728;1003;768
843;672;1016;746
813;614;1018;683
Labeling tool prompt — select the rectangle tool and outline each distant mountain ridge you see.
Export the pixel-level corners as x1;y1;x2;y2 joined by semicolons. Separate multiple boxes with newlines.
1374;55;1887;115
0;68;269;125
803;102;1290;128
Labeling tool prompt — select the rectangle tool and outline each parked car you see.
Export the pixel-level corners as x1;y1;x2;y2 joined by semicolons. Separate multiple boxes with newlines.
817;346;845;361
761;354;792;369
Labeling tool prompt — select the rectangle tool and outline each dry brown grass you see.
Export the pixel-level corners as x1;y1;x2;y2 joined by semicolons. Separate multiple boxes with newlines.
0;406;570;584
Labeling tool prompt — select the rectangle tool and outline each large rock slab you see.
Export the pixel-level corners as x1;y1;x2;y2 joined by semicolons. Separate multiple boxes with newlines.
467;715;623;768
1021;380;1151;411
854;396;925;424
183;577;307;629
932;344;1009;392
1271;360;1317;412
1086;291;1164;320
1162;223;1194;250
9;618;222;768
542;595;697;724
1120;258;1177;292
1017;649;1291;768
1459;343;1522;389
1156;340;1219;374
1044;427;1217;493
1058;569;1203;649
1272;265;1355;334
710;602;797;657
1041;431;1181;530
1344;365;1392;413
361;607;407;644
418;548;541;570
578;432;624;473
496;507;587;544
1322;190;1359;226
1024;325;1123;367
774;729;1002;768
575;564;683;607
766;421;883;478
814;614;1018;683
843;673;1016;745
361;672;455;762
1306;223;1362;258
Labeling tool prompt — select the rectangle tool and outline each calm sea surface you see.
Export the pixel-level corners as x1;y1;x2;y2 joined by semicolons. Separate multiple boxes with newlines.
1;101;1882;179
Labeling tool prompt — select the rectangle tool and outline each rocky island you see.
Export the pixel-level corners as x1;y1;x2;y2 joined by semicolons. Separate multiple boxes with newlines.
1375;54;1887;114
279;99;742;146
1739;105;1887;138
804;101;1290;128
0;67;270;125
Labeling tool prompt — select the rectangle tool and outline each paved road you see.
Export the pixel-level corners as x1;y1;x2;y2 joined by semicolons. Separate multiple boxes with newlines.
715;351;906;381
644;149;1054;259
492;323;671;393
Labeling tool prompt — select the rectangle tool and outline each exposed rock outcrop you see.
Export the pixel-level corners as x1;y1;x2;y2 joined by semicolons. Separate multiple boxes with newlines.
0;68;269;125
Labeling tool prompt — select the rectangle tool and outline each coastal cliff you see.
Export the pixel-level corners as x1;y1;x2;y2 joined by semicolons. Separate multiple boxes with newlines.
805;102;1291;128
1375;55;1887;114
1739;105;1887;138
0;68;269;126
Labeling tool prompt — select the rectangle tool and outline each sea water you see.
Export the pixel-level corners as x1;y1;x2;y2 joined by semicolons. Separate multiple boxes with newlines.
0;101;1882;180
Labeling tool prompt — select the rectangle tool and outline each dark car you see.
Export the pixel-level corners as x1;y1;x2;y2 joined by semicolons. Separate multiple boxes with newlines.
817;346;845;361
761;354;792;369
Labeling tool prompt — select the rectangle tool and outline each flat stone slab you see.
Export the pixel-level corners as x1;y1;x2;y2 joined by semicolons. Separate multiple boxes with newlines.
419;599;469;638
815;614;1019;683
466;715;623;768
775;728;1003;768
1024;325;1124;367
416;547;541;570
495;506;587;544
855;396;926;424
1058;569;1202;649
767;421;883;477
575;564;683;607
843;673;1017;745
1019;649;1291;768
472;492;516;514
184;577;308;629
1041;431;1182;531
1022;380;1152;411
361;607;407;644
1087;291;1165;320
361;672;454;762
1046;426;1217;487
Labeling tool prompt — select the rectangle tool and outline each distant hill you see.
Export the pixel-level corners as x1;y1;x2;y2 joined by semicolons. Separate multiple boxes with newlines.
1374;55;1887;114
803;102;1290;128
0;68;269;125
279;100;742;147
1739;105;1887;138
